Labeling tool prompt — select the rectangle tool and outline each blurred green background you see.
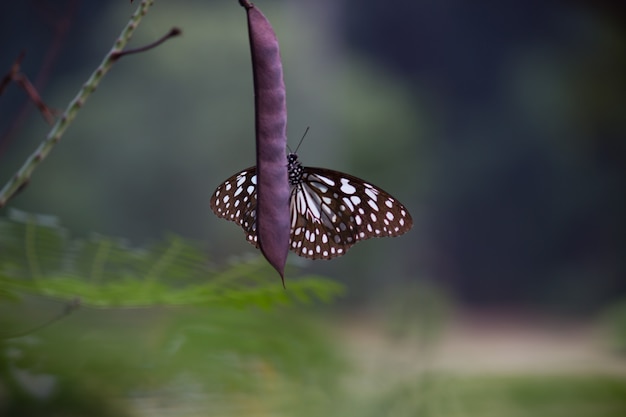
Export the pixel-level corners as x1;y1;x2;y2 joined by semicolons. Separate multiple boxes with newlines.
1;0;625;415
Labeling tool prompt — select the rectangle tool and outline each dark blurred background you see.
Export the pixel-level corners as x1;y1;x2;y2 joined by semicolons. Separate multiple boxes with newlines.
1;0;625;313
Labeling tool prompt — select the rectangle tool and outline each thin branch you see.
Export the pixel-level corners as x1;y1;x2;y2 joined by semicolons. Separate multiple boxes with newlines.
13;74;57;125
111;27;181;60
0;298;81;339
32;0;80;89
0;53;56;125
0;52;26;96
1;0;79;159
0;0;158;208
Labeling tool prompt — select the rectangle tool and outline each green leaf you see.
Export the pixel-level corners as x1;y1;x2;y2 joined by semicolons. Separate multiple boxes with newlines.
0;212;344;309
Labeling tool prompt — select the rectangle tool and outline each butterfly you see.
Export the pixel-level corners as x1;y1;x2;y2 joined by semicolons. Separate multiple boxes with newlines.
210;153;413;260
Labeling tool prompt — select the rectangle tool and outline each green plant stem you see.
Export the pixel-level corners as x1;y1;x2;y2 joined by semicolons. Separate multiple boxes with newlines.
0;0;155;208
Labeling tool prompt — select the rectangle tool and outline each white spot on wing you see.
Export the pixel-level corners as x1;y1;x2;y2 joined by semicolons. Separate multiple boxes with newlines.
365;188;378;201
340;179;356;194
317;175;335;186
367;200;379;211
350;195;361;205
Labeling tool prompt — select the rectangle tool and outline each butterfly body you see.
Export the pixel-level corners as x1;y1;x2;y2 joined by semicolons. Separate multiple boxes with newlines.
211;153;412;260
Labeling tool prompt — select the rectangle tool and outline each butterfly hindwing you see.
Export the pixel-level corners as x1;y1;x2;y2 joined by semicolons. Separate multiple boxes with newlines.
210;167;259;247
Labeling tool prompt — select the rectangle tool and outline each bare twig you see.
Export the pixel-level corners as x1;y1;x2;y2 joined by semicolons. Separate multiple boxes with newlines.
0;0;165;208
111;27;182;60
0;52;26;95
0;298;81;339
13;75;57;125
0;52;56;125
0;0;79;158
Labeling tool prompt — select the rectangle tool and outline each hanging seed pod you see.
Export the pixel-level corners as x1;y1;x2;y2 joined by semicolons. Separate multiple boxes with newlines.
213;2;414;287
240;0;290;284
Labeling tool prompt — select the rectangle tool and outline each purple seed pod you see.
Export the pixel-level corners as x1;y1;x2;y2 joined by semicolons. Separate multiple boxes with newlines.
240;0;290;283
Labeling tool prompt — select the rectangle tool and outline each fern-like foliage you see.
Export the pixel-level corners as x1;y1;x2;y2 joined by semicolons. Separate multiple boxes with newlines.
0;209;344;308
0;210;347;415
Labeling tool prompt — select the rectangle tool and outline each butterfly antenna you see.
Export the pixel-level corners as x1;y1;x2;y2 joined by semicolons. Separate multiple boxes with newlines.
291;126;310;154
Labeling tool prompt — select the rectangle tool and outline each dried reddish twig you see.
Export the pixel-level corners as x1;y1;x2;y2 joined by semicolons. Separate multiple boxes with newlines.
0;52;56;126
0;52;25;95
0;0;80;157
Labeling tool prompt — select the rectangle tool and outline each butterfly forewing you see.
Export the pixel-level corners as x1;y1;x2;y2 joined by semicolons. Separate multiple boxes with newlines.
211;154;413;260
289;168;413;259
210;167;259;247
